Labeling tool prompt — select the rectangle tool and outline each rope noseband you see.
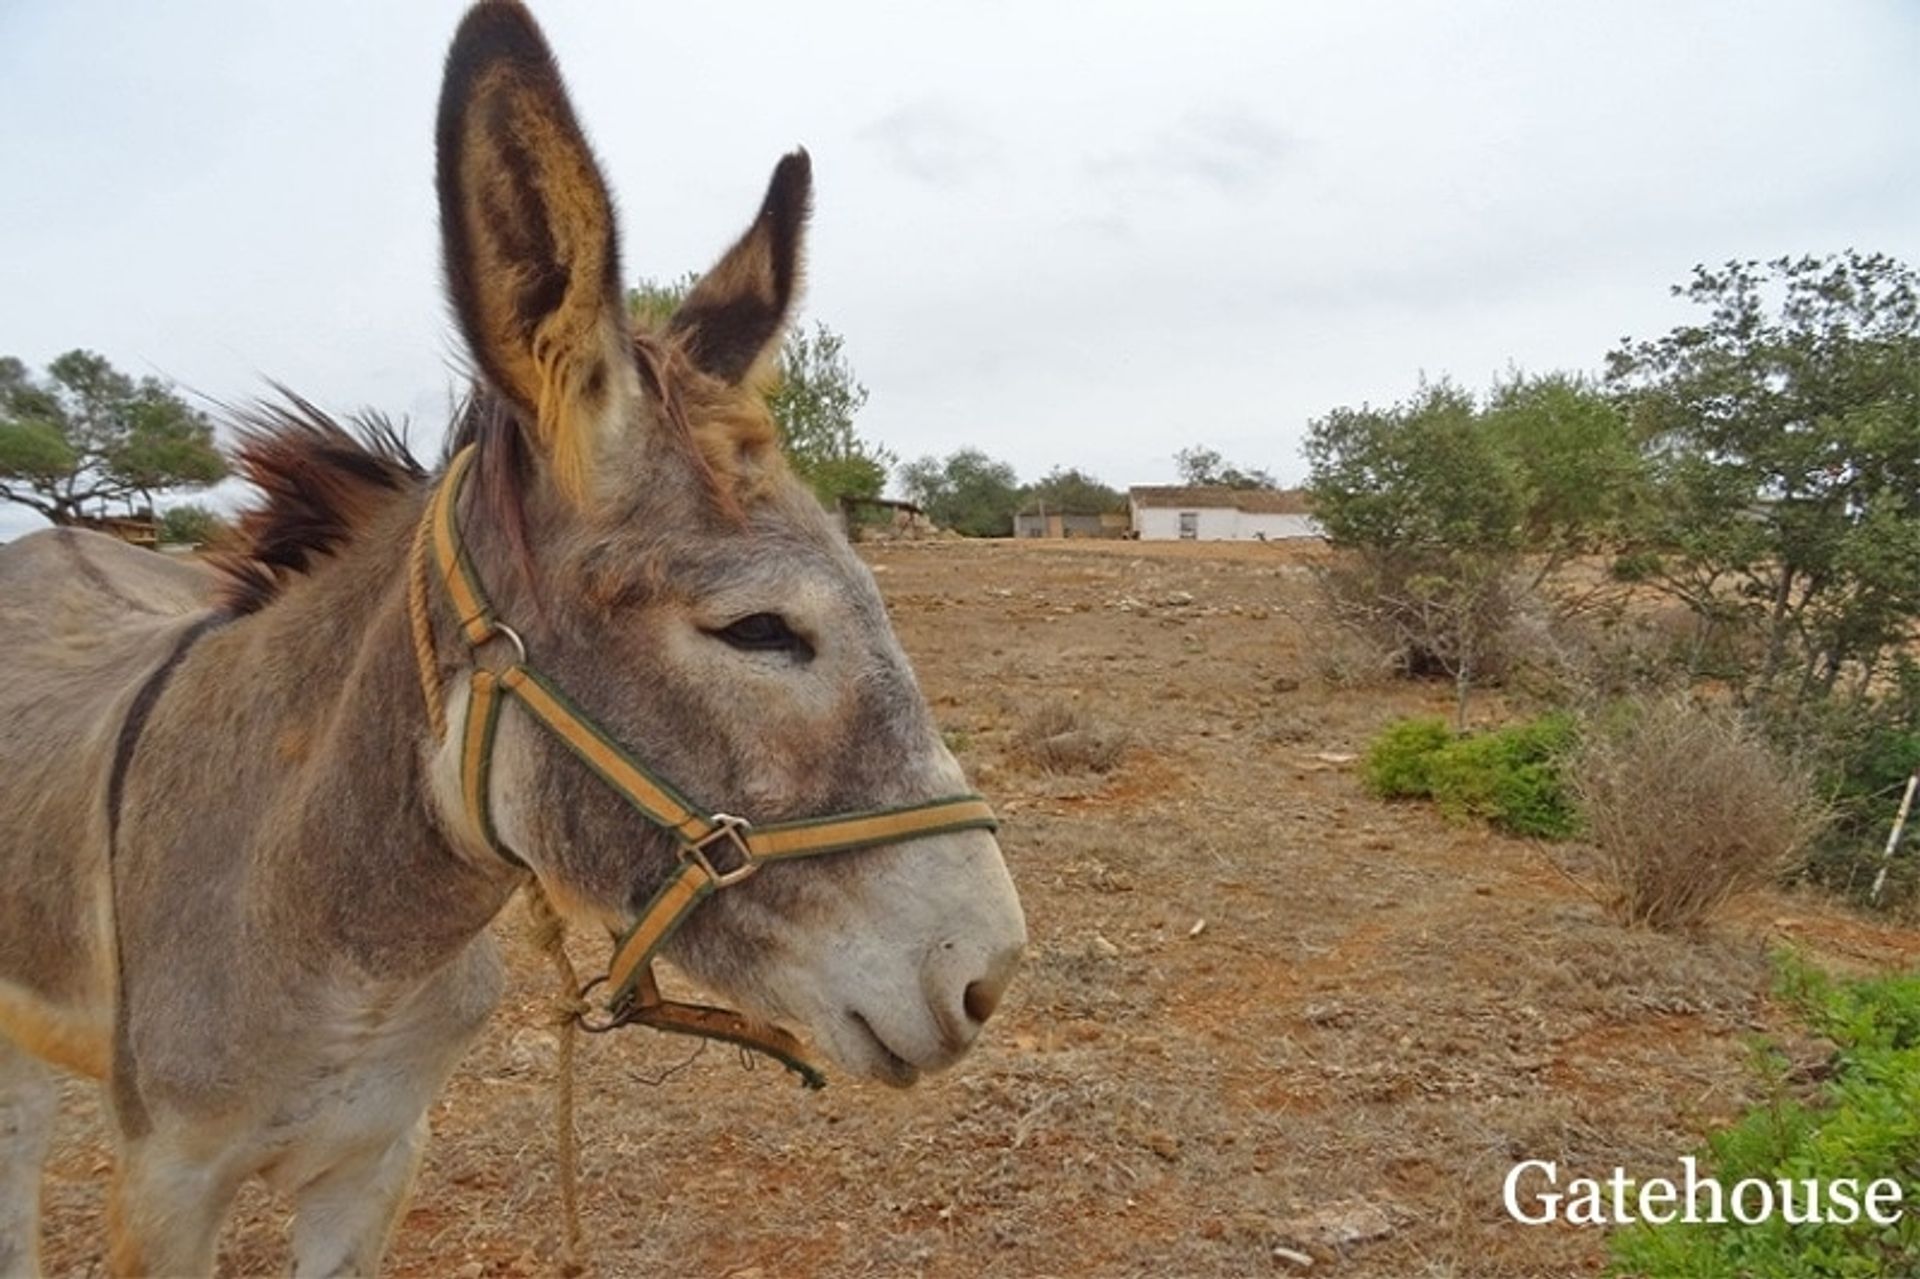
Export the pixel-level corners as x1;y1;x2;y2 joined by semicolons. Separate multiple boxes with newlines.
408;445;998;1086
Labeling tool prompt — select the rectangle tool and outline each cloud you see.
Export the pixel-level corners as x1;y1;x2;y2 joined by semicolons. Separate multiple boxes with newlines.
1087;105;1295;198
857;100;1002;186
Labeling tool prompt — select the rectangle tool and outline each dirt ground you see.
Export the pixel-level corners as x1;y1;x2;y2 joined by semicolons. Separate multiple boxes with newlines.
37;538;1920;1277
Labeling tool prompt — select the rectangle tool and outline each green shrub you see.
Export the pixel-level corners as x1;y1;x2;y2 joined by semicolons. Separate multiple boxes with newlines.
158;501;226;547
1362;713;1579;839
1361;716;1452;797
1610;959;1920;1277
1426;713;1580;839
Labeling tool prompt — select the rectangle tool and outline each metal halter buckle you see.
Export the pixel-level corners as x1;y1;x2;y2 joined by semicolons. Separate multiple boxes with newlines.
683;813;757;888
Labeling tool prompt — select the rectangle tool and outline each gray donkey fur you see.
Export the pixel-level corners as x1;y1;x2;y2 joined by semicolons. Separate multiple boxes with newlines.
0;5;1024;1275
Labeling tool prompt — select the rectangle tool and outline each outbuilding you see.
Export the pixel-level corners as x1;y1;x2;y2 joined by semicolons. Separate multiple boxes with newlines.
1012;510;1130;539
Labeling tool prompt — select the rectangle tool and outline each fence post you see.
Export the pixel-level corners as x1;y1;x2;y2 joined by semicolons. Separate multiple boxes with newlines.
1869;769;1920;904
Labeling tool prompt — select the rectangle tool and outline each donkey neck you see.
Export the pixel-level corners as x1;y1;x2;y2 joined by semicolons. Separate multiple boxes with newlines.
211;486;524;978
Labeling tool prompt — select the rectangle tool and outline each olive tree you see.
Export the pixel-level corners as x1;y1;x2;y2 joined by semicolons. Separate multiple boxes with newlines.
0;351;224;527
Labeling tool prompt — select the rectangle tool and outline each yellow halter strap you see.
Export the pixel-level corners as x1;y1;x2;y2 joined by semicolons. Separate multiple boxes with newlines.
408;445;998;1086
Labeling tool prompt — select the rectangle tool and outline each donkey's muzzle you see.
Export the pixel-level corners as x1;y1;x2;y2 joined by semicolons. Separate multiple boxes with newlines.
925;932;1024;1057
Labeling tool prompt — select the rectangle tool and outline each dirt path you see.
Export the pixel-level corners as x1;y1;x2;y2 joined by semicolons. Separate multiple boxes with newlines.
36;539;1920;1277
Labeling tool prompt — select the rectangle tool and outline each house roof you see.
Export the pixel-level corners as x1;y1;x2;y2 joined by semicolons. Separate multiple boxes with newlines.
1128;485;1314;515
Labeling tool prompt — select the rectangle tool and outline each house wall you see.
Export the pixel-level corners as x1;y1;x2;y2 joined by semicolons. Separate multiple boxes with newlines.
1134;505;1216;540
1239;512;1323;541
1132;503;1322;541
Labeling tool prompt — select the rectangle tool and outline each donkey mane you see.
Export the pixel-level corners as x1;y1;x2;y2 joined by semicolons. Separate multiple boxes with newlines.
214;326;786;618
213;392;425;616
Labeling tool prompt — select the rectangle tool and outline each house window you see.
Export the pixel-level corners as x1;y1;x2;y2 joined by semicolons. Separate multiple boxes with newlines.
1178;511;1198;540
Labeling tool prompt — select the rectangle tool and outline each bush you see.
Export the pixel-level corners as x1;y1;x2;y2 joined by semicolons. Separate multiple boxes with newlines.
1575;697;1826;932
1362;713;1579;839
1013;701;1128;775
1315;552;1526;727
1762;665;1920;907
1610;958;1920;1276
1425;713;1580;839
1505;598;1693;710
158;501;226;547
1362;717;1452;798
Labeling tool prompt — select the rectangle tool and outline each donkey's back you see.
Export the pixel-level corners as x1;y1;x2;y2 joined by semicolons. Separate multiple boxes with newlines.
0;528;214;1076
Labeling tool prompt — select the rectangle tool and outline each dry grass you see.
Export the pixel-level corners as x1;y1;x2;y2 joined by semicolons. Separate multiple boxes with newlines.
1012;699;1129;775
33;539;1920;1279
1573;695;1828;932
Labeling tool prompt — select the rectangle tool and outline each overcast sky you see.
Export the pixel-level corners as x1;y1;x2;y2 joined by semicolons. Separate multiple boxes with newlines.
3;1;1917;539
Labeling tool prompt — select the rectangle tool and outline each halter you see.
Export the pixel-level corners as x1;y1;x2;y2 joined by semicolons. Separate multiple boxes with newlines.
408;445;998;1086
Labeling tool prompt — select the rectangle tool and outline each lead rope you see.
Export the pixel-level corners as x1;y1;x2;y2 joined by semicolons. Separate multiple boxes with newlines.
525;888;588;1277
408;502;587;1277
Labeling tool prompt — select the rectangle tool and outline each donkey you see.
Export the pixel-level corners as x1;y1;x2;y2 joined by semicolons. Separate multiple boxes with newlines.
0;3;1025;1274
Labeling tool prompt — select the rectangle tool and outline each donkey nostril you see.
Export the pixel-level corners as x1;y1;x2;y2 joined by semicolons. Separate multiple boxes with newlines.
963;979;1002;1025
932;941;1022;1048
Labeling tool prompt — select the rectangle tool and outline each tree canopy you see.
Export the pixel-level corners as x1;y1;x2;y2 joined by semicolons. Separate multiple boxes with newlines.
0;351;225;527
158;501;228;547
1174;444;1276;490
1305;373;1639;725
1608;251;1920;702
1021;467;1123;515
899;449;1023;536
770;322;889;505
1307;380;1522;555
1307;374;1638;571
1481;370;1646;566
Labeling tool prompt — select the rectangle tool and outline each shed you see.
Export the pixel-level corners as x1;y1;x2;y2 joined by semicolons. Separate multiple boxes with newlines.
1013;511;1127;539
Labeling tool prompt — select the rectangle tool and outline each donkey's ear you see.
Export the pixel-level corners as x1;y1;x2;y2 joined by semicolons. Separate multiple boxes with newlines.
436;1;630;502
670;151;812;384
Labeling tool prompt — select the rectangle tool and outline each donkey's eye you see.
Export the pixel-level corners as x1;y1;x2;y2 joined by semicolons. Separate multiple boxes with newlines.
711;612;812;659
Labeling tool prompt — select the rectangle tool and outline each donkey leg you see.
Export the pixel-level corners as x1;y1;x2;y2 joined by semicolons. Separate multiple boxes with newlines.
288;1114;430;1279
0;1040;59;1278
106;1131;246;1279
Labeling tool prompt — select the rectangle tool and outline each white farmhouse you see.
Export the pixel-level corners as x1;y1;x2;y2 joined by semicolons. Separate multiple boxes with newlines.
1128;485;1321;541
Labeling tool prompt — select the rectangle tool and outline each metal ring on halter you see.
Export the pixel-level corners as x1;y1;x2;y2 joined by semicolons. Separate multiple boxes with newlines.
482;622;528;668
569;975;635;1034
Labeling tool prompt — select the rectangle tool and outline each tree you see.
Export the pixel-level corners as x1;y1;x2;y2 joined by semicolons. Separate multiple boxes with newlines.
1305;375;1639;727
1306;381;1524;727
1307;380;1522;555
1174;444;1276;490
769;322;889;504
898;449;1022;536
1607;252;1920;704
629;275;891;505
0;351;225;527
1021;467;1122;515
1480;371;1644;585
